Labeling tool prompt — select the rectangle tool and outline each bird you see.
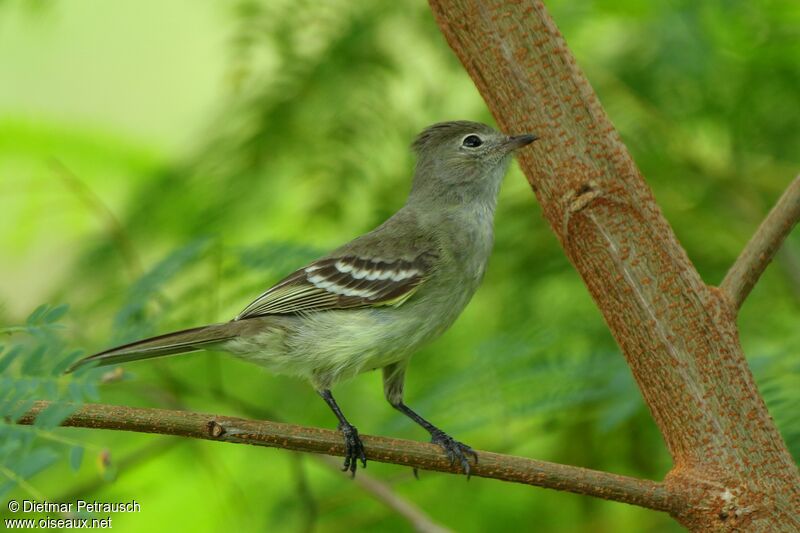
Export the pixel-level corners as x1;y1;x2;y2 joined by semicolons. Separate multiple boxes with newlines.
68;120;537;476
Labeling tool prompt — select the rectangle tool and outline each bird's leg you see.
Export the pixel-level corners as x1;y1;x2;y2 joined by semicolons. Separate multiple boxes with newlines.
395;403;479;477
382;363;478;476
317;389;366;476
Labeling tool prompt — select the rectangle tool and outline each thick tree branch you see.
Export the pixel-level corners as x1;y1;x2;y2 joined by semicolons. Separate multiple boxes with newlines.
16;401;678;514
721;175;800;311
427;0;800;530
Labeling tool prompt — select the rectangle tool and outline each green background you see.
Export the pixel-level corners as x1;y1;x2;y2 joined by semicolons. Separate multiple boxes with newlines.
1;0;798;531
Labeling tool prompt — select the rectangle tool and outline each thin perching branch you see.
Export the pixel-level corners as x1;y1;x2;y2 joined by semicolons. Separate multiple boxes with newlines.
134;365;449;531
16;402;679;514
721;175;800;311
208;381;450;532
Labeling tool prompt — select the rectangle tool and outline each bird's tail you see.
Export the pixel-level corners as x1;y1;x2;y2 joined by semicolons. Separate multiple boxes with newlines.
67;323;237;373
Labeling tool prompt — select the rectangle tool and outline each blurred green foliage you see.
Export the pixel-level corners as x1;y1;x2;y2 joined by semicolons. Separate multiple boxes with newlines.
0;0;798;531
0;306;102;498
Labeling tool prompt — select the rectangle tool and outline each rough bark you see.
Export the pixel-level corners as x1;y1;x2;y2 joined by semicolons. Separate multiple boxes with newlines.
18;401;675;513
427;0;800;530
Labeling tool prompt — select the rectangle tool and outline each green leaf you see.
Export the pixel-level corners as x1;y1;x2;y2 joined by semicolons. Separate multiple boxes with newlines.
0;448;58;498
68;381;83;402
43;304;69;324
8;399;37;423
0;431;23;460
26;304;50;326
20;344;47;375
69;445;84;471
32;402;78;429
52;349;85;376
0;379;38;418
0;345;23;373
112;238;211;337
82;381;100;401
42;379;58;399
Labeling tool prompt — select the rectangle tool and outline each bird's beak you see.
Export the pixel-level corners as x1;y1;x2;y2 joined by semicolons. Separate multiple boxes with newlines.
505;134;538;151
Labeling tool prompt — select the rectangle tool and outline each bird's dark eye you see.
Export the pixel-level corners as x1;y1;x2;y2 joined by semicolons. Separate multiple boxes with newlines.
462;135;483;148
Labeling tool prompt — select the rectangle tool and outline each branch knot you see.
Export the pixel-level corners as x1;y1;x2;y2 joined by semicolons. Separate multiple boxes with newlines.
561;180;603;238
207;420;226;438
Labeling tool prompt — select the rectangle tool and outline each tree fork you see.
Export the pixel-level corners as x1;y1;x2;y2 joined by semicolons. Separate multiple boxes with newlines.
427;0;799;530
721;174;800;312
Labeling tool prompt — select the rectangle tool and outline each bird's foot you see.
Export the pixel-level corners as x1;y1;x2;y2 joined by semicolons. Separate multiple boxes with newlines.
338;422;367;476
430;429;478;477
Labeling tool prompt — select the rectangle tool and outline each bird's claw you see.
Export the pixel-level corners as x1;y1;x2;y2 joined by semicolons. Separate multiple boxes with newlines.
338;423;367;477
430;429;478;477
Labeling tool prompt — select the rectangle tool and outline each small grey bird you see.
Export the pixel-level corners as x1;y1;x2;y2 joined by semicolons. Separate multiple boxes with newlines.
69;121;537;476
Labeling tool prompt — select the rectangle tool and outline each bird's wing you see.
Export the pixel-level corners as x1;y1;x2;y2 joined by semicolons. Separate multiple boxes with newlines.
235;252;437;319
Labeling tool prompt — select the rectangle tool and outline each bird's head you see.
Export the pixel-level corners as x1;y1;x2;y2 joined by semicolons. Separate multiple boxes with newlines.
409;121;537;203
